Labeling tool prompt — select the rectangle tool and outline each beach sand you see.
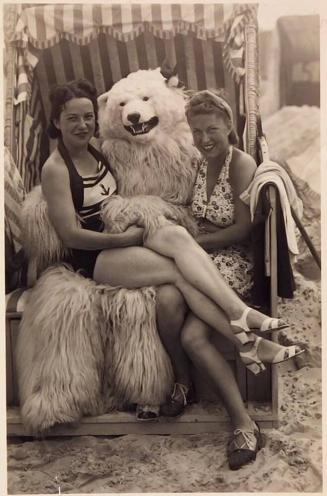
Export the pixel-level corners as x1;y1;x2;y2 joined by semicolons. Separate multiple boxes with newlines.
6;106;322;494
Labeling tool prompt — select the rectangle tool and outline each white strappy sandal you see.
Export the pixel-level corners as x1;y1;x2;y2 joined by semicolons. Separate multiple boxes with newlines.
230;307;289;345
239;336;305;375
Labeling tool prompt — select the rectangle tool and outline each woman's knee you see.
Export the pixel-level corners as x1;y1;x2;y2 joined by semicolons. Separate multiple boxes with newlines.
181;317;211;353
149;225;193;251
166;225;193;246
156;285;187;330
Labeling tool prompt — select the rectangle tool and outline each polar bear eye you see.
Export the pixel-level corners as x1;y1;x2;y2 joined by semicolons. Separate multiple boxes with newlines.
142;96;149;101
119;102;126;107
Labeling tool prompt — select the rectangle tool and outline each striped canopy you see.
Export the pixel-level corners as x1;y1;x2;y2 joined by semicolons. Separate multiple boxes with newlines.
13;3;256;46
11;3;258;103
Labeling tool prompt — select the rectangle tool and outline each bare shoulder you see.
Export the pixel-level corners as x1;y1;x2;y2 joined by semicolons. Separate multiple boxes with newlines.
231;148;257;175
41;149;68;183
41;149;70;198
230;148;256;192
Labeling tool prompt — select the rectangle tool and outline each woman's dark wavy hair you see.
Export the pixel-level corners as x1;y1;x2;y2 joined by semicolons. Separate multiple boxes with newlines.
47;79;99;139
186;88;239;146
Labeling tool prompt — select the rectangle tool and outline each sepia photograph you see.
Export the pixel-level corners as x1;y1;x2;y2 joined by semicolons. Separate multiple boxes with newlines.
3;0;323;493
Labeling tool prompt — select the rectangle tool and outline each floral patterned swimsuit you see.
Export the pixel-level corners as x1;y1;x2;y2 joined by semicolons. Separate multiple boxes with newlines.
191;146;253;299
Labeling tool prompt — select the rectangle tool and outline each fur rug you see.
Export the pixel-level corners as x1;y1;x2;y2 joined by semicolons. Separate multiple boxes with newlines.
20;186;72;277
17;265;106;434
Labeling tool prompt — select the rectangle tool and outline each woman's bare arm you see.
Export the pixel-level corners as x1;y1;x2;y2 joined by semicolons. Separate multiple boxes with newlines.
196;149;256;251
41;155;144;250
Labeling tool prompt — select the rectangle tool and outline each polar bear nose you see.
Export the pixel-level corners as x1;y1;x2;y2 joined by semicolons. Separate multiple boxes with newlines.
127;112;141;124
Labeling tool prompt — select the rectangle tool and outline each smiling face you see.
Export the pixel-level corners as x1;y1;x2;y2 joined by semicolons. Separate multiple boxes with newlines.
54;97;95;150
188;111;232;160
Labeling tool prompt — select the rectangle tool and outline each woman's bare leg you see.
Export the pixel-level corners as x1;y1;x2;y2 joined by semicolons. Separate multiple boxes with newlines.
181;313;253;430
156;285;191;387
144;225;275;327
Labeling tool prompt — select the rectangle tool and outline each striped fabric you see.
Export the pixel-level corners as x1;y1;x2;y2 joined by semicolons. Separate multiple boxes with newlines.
14;78;46;190
13;4;228;48
12;3;258;103
79;161;117;221
4;147;25;255
223;3;258;84
36;33;228;124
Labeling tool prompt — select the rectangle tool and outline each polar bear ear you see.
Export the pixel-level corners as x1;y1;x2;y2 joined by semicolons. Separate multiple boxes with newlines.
98;92;109;109
160;60;176;78
167;74;180;88
160;61;183;88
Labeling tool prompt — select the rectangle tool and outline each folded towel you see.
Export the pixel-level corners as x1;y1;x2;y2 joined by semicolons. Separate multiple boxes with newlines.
240;160;303;255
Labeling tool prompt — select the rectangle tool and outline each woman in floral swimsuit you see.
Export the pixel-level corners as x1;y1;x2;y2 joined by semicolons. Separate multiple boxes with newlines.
191;141;254;299
160;90;278;470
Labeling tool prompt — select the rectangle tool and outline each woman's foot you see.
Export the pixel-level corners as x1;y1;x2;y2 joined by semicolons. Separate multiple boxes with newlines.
239;336;305;375
227;421;265;470
160;383;195;417
230;307;289;345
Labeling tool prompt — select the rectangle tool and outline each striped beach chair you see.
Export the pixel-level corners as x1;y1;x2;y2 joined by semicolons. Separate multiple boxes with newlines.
5;3;286;435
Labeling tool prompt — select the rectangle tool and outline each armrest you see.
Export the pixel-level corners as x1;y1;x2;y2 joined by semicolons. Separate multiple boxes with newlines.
266;185;278;318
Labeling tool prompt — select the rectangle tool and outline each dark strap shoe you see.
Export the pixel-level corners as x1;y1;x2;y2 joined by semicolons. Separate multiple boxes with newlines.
136;404;159;422
160;383;195;417
227;422;265;470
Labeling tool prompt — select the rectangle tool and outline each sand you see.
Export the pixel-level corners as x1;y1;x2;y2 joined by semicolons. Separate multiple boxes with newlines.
6;106;322;494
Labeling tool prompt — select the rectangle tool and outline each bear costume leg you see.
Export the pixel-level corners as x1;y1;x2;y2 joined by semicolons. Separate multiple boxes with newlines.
16;265;107;434
99;286;174;409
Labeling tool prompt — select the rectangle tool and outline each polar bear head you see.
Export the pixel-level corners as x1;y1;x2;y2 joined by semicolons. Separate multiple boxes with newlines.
98;68;187;144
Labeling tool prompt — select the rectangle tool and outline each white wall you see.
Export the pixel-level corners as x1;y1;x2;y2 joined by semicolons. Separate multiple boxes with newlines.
258;0;321;31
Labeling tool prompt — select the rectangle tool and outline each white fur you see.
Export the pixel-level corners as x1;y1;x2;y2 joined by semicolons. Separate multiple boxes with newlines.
101;194;198;238
99;68;186;143
20;186;72;274
99;68;200;205
17;265;107;433
17;263;174;433
99;287;173;407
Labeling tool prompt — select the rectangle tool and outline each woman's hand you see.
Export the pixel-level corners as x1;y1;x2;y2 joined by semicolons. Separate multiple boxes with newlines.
121;225;145;246
198;219;221;233
195;220;222;250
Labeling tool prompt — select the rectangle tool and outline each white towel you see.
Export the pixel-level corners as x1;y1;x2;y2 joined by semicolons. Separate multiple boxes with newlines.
240;160;303;255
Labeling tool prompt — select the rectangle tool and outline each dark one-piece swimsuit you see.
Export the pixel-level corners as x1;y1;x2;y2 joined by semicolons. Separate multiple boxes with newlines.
57;138;117;278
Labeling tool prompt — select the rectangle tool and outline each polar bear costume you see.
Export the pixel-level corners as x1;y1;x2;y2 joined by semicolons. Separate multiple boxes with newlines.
16;68;200;434
99;68;199;236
